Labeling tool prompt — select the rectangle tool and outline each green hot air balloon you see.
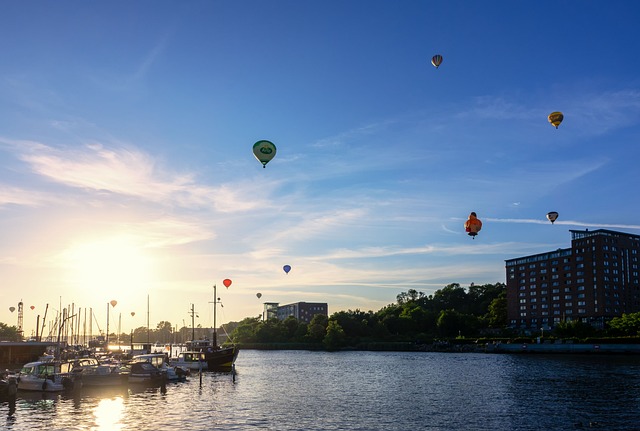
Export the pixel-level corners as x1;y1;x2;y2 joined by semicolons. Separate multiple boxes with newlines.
253;140;277;168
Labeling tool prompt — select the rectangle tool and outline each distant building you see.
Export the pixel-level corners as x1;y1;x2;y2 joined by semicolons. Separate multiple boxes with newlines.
505;229;640;331
262;302;328;324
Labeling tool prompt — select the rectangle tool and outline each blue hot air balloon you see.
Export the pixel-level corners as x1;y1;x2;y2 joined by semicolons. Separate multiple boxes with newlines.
283;265;291;274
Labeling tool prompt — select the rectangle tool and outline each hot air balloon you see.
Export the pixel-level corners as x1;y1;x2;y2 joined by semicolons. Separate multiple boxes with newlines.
223;279;232;288
283;264;291;274
256;293;262;299
548;112;563;129
464;212;483;239
9;307;15;313
30;305;35;310
546;211;559;224
131;312;135;317
431;54;443;68
253;140;277;168
110;300;117;307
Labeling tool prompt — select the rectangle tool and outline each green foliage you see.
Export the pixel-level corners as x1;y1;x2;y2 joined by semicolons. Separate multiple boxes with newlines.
607;312;640;336
0;322;21;341
323;320;347;351
227;282;507;349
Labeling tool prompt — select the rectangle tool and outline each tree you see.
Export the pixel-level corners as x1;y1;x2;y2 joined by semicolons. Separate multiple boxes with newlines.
486;293;507;328
0;322;21;341
323;320;347;351
607;312;640;336
307;314;328;342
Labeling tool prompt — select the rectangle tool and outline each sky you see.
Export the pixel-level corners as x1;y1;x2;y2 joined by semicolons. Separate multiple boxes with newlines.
2;1;640;338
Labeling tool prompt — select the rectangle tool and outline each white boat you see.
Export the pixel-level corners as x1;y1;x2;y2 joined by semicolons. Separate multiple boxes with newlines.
169;351;208;371
131;353;188;381
16;361;77;392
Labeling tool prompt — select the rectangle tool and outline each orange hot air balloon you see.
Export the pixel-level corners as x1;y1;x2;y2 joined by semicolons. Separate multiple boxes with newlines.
431;54;443;68
30;305;35;310
464;211;483;239
131;312;135;317
223;279;232;288
110;300;117;307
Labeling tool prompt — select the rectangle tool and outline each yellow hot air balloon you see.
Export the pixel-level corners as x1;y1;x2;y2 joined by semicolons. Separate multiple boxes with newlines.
548;112;563;129
431;54;443;68
546;211;559;224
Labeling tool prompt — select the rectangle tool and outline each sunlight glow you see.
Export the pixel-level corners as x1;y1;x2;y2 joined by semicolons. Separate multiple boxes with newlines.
60;236;153;299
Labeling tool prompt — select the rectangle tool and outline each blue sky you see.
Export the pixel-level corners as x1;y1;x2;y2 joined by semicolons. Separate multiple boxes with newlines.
2;1;640;337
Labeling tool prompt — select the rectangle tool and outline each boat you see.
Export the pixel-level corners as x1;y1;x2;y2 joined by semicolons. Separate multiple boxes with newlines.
63;357;124;387
120;361;165;385
186;339;238;371
187;284;239;371
16;360;78;392
131;353;188;381
169;351;208;371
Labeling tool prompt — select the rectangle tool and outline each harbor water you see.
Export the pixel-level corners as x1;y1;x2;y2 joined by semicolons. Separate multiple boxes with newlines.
2;350;640;430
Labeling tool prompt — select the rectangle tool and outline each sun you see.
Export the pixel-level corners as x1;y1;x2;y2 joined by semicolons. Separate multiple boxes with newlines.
61;235;153;301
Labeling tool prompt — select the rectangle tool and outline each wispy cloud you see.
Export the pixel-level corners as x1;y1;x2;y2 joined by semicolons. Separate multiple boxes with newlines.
488;217;640;231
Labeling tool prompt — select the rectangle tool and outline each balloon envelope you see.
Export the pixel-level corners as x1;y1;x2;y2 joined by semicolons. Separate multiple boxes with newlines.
548;111;563;128
223;279;232;288
110;300;117;307
283;264;291;274
30;305;35;310
546;211;559;224
431;54;443;68
253;140;277;168
9;307;15;313
256;293;262;299
131;312;135;317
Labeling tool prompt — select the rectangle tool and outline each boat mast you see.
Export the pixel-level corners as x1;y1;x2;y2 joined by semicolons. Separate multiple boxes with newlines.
213;284;217;347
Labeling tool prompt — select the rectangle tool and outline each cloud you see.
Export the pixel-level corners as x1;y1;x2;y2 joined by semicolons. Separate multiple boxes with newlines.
488;217;640;231
0;138;272;213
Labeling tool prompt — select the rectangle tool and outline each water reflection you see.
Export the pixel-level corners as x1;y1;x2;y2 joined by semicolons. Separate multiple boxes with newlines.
93;397;124;431
1;352;639;430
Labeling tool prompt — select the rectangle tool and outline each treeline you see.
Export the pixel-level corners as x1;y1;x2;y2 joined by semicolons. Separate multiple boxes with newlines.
230;282;507;350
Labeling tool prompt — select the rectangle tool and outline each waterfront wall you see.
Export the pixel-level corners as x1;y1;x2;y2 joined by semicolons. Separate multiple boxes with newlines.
485;342;640;354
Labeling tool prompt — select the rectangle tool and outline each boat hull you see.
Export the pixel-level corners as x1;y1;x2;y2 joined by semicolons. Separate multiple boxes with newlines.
203;346;238;371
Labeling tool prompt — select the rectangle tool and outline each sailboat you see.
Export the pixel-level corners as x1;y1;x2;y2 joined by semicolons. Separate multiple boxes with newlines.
186;284;238;371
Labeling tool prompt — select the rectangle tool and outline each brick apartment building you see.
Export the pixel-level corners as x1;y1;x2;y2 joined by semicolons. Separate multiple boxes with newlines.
505;229;640;332
262;302;328;324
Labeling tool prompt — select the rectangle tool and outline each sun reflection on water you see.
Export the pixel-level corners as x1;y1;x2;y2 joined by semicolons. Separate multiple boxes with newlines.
92;397;124;431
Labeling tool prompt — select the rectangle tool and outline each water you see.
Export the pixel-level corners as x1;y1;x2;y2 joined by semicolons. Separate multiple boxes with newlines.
2;350;640;430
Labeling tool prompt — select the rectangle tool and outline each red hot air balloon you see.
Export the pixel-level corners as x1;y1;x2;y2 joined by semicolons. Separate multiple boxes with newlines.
223;279;232;288
30;305;35;310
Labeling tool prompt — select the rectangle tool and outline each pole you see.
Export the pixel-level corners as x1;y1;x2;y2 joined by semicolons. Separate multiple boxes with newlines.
213;284;217;347
191;304;195;341
106;302;110;348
